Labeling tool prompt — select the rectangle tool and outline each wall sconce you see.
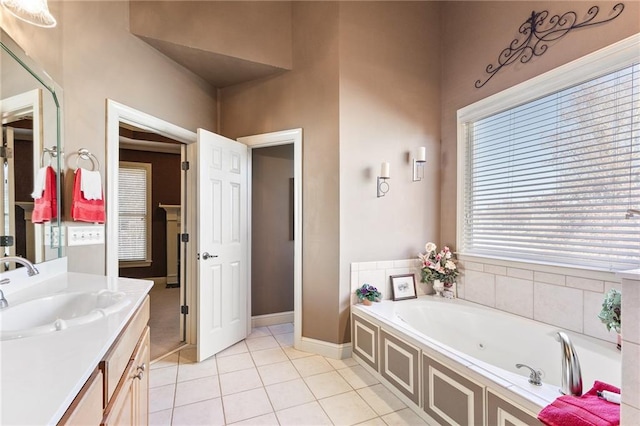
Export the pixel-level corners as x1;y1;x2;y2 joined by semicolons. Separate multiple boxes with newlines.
1;0;57;28
377;162;390;198
412;147;426;181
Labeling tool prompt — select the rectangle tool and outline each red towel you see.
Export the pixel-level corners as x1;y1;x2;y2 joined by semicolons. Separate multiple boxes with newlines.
71;168;105;223
538;381;620;426
32;166;57;223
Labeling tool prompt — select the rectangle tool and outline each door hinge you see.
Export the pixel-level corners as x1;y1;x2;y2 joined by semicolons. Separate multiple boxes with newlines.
181;233;189;243
181;161;190;171
181;305;189;315
0;236;14;247
0;147;13;159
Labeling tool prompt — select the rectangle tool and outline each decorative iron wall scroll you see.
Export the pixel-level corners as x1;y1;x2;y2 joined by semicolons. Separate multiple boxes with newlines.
475;3;625;89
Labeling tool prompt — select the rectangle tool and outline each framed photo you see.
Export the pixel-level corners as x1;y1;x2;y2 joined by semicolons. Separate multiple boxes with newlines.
390;274;417;301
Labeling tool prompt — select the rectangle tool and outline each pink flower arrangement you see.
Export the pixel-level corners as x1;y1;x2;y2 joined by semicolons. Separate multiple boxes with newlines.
418;242;459;285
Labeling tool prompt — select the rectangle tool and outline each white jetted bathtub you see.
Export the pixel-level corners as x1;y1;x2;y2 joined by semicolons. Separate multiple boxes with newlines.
351;296;621;425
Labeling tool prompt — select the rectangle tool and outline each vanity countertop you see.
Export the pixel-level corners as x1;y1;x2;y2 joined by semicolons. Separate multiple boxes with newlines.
0;272;153;425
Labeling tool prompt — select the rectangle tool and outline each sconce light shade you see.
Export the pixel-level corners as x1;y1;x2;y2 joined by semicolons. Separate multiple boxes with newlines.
413;147;426;182
1;0;56;28
377;162;390;197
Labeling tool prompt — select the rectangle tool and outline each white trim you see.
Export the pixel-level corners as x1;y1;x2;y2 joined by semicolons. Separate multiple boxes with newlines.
237;129;303;350
105;100;196;344
456;33;640;259
298;336;352;360
251;311;294;328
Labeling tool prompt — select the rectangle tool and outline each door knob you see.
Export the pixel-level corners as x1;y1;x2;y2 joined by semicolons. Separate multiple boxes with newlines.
202;252;218;260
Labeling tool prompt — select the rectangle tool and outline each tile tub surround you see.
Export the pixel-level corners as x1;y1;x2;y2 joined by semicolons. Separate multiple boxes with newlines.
149;324;428;425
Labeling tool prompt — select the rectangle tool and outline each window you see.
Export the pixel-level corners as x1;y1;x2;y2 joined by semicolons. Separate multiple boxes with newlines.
118;162;152;267
458;36;639;271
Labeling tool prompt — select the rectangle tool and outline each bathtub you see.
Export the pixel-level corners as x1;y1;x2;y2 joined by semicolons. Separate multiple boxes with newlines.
351;296;621;424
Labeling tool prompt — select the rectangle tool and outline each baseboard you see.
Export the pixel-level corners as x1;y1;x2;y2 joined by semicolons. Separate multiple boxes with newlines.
251;311;294;328
297;336;352;360
146;277;167;289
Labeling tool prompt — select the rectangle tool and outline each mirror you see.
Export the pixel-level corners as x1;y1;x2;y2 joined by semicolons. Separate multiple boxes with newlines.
1;29;63;268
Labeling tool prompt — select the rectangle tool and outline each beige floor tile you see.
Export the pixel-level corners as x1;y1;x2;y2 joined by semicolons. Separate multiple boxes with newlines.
228;412;280;425
172;397;225;426
150;365;178;389
381;408;428;425
276;401;333;425
265;378;315;411
222;388;274;424
219;368;263;395
177;356;218;382
282;345;314;360
319;390;378;425
257;361;301;386
174;376;221;407
216;340;249;358
337;365;379;389
268;323;294;335
292;355;334;377
247;326;272;339
275;332;294;347
304;370;352;399
216;352;255;374
357;384;406;416
251;347;289;366
150;352;179;370
355;417;387;426
246;336;280;352
149;383;175;413
149;408;172;426
325;356;359;370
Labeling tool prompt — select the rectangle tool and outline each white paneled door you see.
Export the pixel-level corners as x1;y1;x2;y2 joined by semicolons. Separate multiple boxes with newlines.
195;128;248;362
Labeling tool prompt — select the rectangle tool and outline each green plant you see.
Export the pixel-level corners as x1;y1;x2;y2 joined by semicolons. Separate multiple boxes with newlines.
355;284;381;302
598;288;621;333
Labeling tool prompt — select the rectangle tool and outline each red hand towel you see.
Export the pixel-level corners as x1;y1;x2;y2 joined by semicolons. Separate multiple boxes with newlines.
538;381;620;426
71;168;105;223
32;166;57;224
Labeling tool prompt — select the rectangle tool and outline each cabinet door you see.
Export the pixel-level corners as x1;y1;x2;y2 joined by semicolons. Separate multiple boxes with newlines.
58;369;104;425
134;327;150;426
101;364;135;426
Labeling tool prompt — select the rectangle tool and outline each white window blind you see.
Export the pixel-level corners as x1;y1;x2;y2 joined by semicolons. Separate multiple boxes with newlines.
118;163;151;262
462;63;640;271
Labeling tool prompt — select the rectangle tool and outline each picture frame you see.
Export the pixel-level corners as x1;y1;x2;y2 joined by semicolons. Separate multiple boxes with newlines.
390;274;417;301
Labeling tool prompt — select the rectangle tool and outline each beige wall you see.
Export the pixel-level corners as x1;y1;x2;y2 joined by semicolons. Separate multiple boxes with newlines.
130;1;292;69
251;145;294;316
440;1;640;246
221;1;341;343
338;2;441;342
4;1;218;274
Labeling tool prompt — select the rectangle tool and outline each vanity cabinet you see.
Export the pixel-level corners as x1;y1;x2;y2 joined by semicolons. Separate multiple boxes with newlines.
57;296;150;426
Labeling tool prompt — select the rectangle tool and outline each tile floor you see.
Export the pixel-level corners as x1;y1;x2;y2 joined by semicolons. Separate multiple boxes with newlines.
150;323;429;425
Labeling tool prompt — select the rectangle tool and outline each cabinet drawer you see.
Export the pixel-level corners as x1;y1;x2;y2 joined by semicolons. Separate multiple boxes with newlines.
58;369;104;425
100;296;150;404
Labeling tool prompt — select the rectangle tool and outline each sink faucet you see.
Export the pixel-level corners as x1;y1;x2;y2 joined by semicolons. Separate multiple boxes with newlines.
557;331;583;396
0;256;39;276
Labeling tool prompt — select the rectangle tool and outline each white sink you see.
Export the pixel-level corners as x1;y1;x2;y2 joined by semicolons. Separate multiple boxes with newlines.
0;290;131;340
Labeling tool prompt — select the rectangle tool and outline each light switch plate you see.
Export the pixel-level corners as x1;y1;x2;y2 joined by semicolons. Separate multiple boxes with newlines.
67;225;105;246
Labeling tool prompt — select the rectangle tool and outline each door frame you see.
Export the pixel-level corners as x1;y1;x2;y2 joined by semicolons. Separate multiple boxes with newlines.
105;100;197;343
237;129;302;348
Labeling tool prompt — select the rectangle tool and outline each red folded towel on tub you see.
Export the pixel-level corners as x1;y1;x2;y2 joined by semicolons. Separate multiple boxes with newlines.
32;166;57;223
71;168;105;223
538;381;620;426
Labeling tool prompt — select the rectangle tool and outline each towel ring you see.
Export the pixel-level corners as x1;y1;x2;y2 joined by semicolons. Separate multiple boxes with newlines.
75;148;100;171
40;146;58;167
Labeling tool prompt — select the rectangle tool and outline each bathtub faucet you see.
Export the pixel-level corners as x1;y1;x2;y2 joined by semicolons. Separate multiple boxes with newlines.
557;331;583;396
515;363;542;386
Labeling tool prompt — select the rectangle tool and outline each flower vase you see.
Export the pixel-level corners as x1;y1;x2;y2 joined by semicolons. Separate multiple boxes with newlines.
362;298;372;306
433;280;445;297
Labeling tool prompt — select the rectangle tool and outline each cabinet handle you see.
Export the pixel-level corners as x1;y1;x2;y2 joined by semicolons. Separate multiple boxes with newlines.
137;363;146;372
133;371;144;380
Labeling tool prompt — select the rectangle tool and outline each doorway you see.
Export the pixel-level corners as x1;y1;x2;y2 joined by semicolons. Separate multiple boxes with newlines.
117;125;185;360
